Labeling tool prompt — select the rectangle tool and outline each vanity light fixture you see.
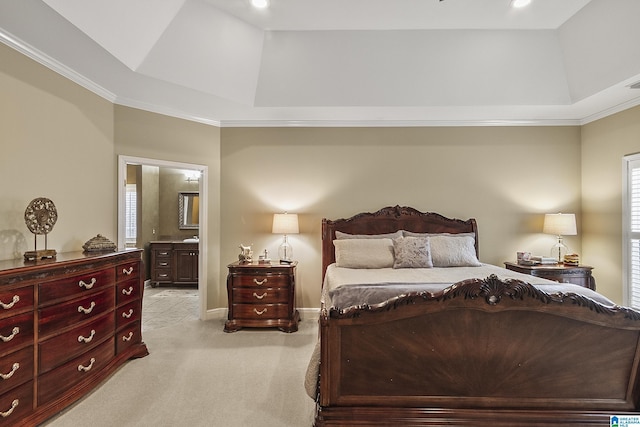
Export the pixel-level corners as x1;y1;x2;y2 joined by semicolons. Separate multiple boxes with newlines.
251;0;268;9
184;170;201;183
272;213;299;263
511;0;532;8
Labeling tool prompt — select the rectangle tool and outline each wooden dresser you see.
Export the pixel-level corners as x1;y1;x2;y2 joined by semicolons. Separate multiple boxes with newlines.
149;241;198;287
225;261;300;333
0;250;148;426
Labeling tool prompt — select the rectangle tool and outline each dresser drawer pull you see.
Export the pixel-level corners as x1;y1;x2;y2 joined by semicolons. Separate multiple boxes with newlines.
77;301;96;314
0;295;19;310
253;308;267;316
0;399;18;418
122;286;134;296
122;309;134;319
79;278;97;289
159;262;169;267
78;329;96;343
0;363;19;380
159;251;169;256
0;327;19;343
77;357;96;372
158;273;169;278
122;266;134;275
122;331;134;342
253;278;268;286
253;292;267;300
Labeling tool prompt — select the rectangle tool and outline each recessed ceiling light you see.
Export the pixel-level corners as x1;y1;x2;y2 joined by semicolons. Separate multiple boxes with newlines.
251;0;269;9
511;0;531;8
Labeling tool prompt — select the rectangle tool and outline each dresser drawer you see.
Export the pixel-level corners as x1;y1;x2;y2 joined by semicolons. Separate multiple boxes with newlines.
116;321;142;355
0;312;34;356
38;337;115;405
39;312;114;374
232;287;289;304
116;261;140;282
231;274;290;288
0;346;33;397
0;286;33;320
0;380;33;425
116;278;141;306
39;268;114;306
232;303;289;320
116;300;142;330
39;289;114;338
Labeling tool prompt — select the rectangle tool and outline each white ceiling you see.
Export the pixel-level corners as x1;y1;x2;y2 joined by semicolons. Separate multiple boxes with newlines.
1;0;640;127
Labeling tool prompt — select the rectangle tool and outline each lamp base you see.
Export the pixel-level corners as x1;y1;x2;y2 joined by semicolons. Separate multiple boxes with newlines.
550;241;569;264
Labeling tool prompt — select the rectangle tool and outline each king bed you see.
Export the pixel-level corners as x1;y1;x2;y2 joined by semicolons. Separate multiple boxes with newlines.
308;206;640;426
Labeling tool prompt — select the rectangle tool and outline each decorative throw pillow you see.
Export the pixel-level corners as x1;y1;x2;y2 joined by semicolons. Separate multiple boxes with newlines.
429;235;481;267
335;230;403;240
392;236;433;268
334;238;395;268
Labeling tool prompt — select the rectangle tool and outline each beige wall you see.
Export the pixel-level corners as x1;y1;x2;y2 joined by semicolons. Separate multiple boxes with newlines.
220;127;583;308
114;106;222;309
0;43;115;260
581;105;640;303
3;38;636;312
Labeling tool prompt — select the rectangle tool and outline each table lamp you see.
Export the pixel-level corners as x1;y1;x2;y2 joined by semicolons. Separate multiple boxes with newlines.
543;213;577;263
272;213;299;262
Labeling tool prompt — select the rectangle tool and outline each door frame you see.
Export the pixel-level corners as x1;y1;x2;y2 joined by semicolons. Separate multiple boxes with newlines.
117;155;208;320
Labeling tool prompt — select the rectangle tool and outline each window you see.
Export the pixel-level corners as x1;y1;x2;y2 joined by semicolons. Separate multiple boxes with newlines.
623;154;640;309
125;184;137;248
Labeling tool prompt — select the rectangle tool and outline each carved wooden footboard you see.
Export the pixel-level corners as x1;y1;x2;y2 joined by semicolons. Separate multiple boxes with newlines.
316;206;640;426
316;276;640;425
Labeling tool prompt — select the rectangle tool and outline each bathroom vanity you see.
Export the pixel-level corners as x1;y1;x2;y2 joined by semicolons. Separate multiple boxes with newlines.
149;241;199;287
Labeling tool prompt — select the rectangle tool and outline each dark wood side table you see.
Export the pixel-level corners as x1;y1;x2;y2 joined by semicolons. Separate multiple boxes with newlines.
504;261;596;290
224;261;300;333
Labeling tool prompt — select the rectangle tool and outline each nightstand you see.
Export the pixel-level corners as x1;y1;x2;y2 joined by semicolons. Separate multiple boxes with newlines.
504;262;596;290
224;261;300;333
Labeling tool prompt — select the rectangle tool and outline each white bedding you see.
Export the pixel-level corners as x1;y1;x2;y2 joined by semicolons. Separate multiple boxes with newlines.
322;262;615;309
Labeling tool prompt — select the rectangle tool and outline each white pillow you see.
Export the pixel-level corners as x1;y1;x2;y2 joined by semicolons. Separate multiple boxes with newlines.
392;236;433;269
429;235;481;267
335;230;402;240
334;238;395;269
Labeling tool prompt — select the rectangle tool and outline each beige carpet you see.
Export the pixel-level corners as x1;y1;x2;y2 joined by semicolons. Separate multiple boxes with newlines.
42;317;318;426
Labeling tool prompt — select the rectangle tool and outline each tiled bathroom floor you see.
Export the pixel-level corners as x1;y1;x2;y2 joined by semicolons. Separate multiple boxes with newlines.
142;285;199;332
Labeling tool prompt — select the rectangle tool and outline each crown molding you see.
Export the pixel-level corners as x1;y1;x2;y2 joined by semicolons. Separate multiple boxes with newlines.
217;118;582;128
580;96;640;125
0;29;116;102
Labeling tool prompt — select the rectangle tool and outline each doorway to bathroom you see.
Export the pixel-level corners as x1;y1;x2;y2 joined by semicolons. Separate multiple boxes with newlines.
117;155;208;329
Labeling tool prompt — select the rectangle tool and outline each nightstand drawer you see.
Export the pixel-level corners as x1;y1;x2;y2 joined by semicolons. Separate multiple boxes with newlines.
231;274;289;288
232;303;289;320
232;288;289;304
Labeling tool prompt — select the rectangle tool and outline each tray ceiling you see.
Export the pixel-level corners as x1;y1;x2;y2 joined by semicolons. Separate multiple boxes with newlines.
1;0;640;126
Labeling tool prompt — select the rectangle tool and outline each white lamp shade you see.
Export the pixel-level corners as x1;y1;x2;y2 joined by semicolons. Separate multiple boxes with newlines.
272;213;299;235
543;213;577;236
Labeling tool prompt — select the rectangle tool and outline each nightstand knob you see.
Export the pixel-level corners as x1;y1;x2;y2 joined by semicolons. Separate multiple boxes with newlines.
253;278;268;286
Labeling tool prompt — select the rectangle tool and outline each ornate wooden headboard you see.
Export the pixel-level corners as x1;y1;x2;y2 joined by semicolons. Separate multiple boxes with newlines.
321;205;478;281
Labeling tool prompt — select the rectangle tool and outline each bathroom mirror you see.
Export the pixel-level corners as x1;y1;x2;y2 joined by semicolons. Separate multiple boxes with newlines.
179;191;199;229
